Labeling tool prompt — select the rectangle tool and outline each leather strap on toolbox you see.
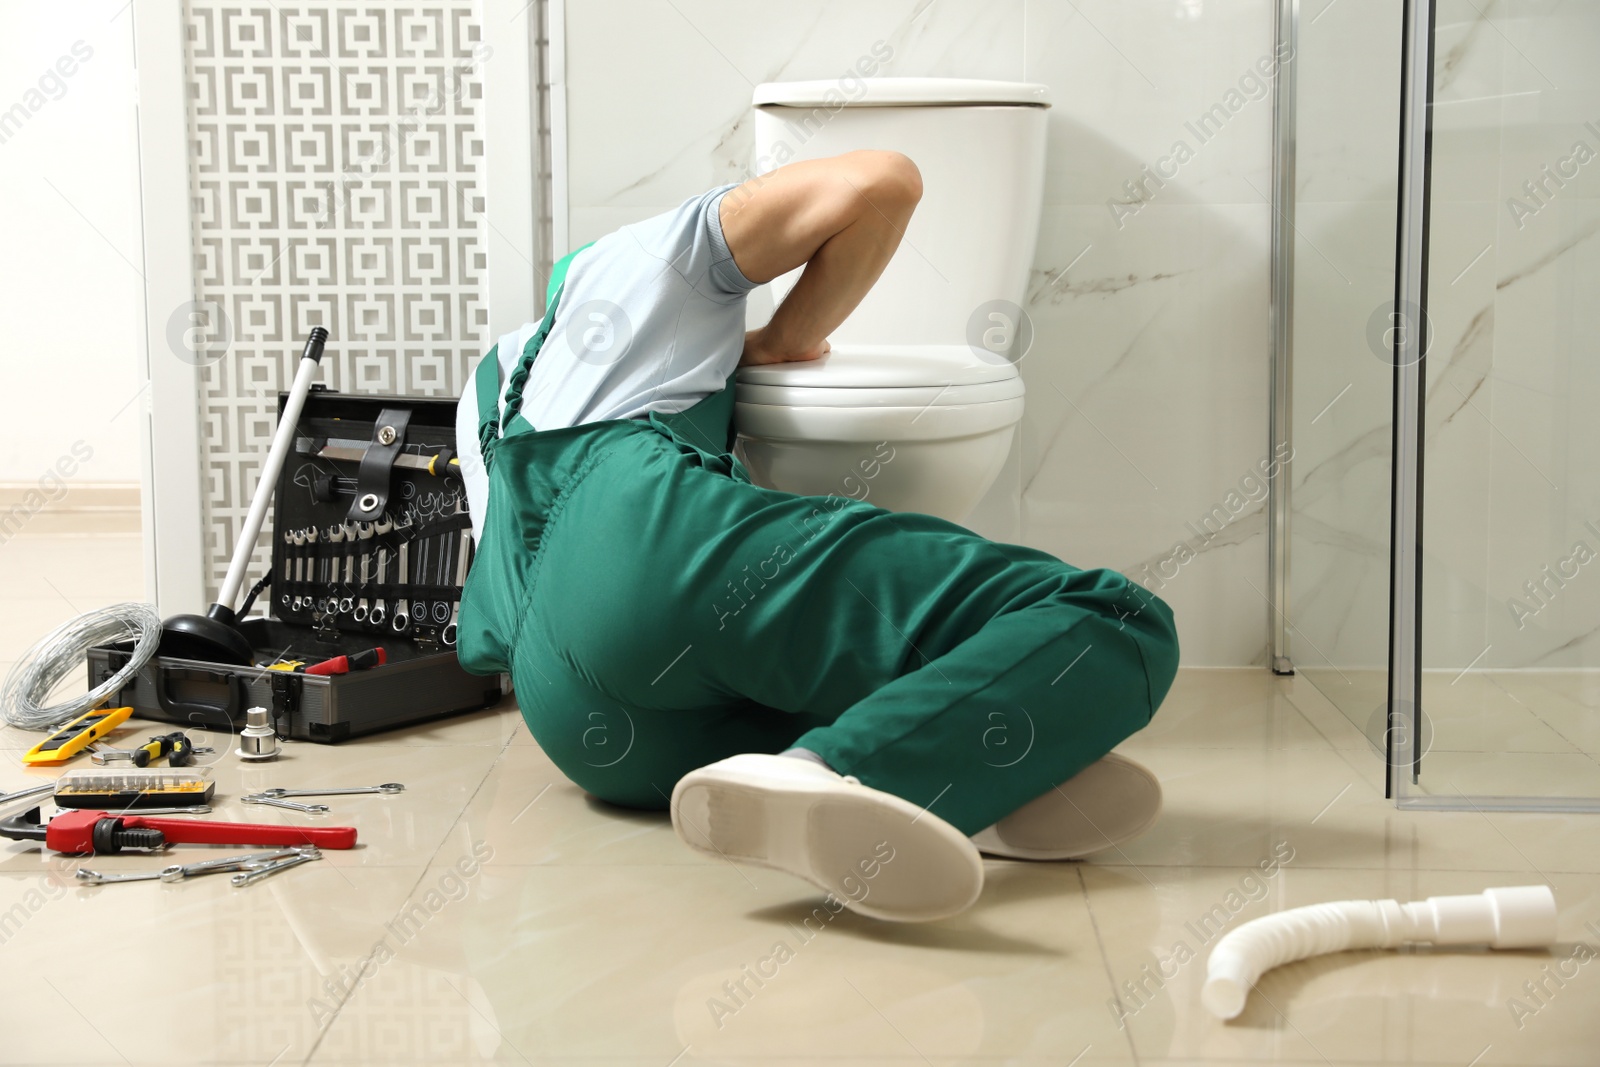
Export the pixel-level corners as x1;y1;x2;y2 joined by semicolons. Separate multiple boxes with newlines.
347;407;412;523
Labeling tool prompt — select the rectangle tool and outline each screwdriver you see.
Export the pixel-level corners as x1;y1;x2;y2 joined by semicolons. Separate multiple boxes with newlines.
302;647;387;676
166;733;200;767
92;732;200;769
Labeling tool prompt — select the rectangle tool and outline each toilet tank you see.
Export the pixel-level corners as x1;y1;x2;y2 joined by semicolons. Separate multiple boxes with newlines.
752;78;1049;347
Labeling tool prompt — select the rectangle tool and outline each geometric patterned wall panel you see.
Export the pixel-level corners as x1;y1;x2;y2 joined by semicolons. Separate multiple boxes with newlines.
182;1;490;600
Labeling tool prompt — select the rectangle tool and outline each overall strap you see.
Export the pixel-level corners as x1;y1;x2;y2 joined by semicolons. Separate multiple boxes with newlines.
473;336;506;460
475;243;593;469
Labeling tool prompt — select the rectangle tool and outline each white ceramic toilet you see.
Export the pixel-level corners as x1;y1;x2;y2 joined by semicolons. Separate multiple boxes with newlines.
736;78;1050;522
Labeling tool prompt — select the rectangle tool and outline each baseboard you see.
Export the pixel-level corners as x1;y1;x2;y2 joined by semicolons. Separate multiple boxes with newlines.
0;482;141;536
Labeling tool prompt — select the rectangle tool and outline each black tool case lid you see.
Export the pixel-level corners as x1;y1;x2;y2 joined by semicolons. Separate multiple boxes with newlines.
267;386;472;658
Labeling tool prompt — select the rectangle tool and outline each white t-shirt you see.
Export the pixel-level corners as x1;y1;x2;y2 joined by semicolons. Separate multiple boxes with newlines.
455;184;757;543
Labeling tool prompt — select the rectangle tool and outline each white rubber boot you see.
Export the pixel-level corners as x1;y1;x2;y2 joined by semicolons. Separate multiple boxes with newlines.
670;753;984;923
969;752;1162;861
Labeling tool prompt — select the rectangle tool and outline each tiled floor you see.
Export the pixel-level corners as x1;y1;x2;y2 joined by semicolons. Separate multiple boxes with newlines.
1;532;1597;1065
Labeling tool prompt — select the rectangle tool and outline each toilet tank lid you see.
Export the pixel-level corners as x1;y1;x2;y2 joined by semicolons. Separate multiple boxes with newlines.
753;78;1051;109
736;344;1022;390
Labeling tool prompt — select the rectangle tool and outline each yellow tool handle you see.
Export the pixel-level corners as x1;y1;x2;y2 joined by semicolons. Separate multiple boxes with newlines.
21;706;134;766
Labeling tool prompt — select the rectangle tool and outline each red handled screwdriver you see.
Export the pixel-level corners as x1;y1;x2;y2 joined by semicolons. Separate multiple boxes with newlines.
303;647;387;676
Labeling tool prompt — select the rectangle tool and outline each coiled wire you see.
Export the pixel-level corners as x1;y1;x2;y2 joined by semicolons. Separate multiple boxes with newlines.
1;602;162;731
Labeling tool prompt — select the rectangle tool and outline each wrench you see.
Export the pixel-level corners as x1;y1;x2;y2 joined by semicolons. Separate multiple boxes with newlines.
444;518;471;646
241;795;331;814
76;846;314;886
370;542;389;627
393;539;411;632
232;847;322;886
255;783;405;799
339;521;358;612
290;529;309;609
352;522;375;622
280;530;294;606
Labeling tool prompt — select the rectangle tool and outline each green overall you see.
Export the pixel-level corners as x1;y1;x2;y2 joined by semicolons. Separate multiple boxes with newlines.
458;256;1181;836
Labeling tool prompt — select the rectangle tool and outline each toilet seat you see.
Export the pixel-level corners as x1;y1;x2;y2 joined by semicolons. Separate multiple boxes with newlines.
732;343;1026;521
736;344;1020;394
735;344;1024;440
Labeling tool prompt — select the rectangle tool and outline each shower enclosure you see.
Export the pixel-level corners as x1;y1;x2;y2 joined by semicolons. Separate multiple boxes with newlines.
1275;0;1600;811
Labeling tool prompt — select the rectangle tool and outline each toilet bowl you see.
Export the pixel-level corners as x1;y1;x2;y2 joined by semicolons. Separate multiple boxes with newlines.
743;77;1049;523
735;344;1024;522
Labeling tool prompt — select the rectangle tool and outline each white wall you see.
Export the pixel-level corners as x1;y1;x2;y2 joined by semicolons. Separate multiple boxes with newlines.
0;1;141;483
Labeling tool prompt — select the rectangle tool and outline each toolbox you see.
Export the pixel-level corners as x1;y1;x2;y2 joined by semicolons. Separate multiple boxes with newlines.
87;387;502;742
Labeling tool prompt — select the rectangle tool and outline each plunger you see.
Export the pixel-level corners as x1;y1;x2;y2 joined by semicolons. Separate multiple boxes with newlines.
160;328;329;664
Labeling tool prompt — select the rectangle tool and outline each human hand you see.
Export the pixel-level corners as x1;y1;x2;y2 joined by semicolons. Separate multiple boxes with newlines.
739;327;831;367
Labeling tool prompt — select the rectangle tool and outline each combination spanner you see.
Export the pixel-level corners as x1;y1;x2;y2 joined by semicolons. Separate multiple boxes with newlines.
75;846;315;886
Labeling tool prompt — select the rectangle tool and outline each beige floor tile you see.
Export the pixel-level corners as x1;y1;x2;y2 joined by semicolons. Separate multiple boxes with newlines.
1502;670;1600;711
451;741;701;868
1291;667;1585;757
0;859;426;1064
1478;803;1600;878
308;859;1137;1064
1104;746;1539;874
1293;666;1389;744
503;703;537;746
329;701;519;748
1293;667;1600;761
1084;865;1600;1067
1132;667;1333;750
1415;672;1584;755
1405;752;1600;804
311;1060;1129;1067
1280;668;1386;753
1481;671;1600;757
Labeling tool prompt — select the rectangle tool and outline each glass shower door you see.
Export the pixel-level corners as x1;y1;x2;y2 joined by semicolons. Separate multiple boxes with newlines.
1398;0;1600;810
1286;0;1402;742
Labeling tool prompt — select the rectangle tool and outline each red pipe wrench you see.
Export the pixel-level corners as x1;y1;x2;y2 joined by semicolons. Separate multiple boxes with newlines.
0;806;357;854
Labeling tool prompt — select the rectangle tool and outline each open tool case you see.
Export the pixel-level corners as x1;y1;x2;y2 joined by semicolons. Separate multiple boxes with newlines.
87;387;501;741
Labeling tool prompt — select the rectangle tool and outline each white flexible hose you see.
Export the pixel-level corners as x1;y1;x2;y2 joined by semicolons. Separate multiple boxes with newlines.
1203;885;1557;1020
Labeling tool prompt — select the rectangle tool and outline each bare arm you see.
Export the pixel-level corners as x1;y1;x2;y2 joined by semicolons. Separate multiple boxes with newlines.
717;150;922;366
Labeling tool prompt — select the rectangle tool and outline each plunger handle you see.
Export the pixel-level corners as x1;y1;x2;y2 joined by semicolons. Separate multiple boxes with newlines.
215;328;328;613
